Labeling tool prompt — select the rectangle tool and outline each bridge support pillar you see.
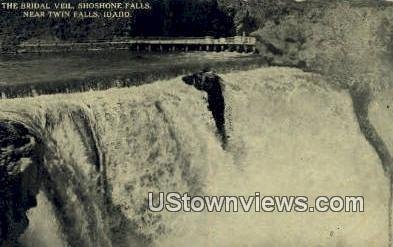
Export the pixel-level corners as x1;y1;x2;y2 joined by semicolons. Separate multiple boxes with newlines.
136;44;140;52
221;45;224;52
206;45;210;51
159;45;163;52
185;45;188;52
147;45;152;52
172;46;176;52
199;46;202;51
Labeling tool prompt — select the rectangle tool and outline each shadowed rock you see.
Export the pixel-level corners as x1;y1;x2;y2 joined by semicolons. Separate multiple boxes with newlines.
0;121;43;245
182;70;227;148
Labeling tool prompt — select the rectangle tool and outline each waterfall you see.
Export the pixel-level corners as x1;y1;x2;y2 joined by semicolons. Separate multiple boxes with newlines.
0;67;390;246
0;78;225;246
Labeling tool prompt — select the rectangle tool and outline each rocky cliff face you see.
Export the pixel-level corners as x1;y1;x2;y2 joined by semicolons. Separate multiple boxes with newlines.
247;2;393;74
0;121;43;245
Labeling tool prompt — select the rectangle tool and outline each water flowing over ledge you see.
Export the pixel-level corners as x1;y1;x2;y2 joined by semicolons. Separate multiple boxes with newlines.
0;67;390;246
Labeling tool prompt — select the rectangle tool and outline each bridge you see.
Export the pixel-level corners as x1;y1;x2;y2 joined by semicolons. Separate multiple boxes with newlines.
17;36;257;53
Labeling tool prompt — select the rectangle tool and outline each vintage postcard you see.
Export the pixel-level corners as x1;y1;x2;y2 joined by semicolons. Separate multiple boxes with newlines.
0;0;392;246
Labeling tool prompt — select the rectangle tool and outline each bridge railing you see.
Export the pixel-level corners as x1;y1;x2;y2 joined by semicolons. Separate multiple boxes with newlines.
18;36;257;48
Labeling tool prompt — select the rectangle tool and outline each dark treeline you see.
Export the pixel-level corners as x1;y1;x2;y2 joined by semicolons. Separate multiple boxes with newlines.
2;0;392;52
133;0;235;37
0;0;235;52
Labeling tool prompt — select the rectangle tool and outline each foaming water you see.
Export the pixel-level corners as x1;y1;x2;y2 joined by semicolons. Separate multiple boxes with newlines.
0;77;224;246
159;68;389;246
0;67;389;246
20;192;66;247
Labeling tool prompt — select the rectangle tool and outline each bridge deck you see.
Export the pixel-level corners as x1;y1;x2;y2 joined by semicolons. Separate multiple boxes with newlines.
17;36;257;53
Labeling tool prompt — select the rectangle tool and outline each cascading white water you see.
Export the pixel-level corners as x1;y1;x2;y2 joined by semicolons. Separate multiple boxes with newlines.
0;67;390;246
0;77;226;246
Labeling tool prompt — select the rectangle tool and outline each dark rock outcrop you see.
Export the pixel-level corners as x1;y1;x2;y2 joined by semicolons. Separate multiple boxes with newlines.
182;71;227;148
0;121;43;245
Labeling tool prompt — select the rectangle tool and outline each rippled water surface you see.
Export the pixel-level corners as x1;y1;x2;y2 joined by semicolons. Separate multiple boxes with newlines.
0;51;258;86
